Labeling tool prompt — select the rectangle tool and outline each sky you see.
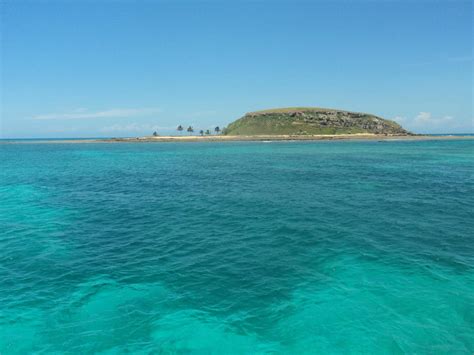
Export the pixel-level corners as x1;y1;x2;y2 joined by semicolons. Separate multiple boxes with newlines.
1;0;472;138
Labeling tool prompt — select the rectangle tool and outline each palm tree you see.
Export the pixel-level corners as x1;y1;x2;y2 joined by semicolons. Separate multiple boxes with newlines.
205;129;211;135
214;126;221;135
177;125;183;135
153;131;158;137
187;126;194;135
199;130;204;136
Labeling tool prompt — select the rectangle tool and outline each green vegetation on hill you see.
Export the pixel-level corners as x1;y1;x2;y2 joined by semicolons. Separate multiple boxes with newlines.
223;107;410;136
247;107;342;114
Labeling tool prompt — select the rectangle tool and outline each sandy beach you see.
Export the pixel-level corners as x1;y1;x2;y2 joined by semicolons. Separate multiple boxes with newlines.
3;134;473;144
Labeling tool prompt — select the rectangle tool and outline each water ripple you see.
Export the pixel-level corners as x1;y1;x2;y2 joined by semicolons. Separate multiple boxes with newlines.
0;140;473;353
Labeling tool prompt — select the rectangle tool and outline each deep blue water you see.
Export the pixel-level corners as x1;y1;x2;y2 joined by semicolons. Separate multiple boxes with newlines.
0;140;473;353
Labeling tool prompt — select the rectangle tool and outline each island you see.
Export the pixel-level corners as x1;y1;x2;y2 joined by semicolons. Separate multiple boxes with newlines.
222;107;410;136
4;107;473;144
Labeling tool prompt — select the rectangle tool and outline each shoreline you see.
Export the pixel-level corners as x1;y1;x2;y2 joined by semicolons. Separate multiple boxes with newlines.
2;134;473;144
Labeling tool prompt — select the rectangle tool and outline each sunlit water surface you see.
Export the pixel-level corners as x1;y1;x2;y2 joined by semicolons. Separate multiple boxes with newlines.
1;140;473;353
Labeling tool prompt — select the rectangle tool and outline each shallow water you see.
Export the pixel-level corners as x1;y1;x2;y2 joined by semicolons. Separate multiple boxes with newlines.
1;140;473;353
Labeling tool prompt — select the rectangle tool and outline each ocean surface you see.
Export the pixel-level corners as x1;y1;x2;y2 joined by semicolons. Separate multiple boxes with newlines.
0;139;473;353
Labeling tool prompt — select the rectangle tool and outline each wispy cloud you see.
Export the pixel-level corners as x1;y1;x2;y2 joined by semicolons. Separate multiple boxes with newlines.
99;123;174;133
188;110;217;118
31;107;162;120
393;111;454;127
393;112;458;132
408;55;472;67
392;115;407;123
414;112;454;125
448;56;473;63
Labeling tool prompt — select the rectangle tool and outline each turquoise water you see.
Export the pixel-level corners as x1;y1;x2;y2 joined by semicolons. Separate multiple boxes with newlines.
0;140;473;353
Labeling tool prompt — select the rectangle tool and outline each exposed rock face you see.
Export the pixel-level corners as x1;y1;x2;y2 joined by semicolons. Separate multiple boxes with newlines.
223;108;410;136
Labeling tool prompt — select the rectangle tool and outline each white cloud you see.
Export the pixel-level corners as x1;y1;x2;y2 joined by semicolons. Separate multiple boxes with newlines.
409;55;473;66
44;127;80;133
392;112;461;133
31;107;162;120
448;56;473;62
414;111;432;123
99;123;173;133
414;112;454;125
392;116;407;123
188;110;217;118
393;112;454;127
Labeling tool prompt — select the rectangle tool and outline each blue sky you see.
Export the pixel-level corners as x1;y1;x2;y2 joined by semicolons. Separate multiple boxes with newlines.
1;0;472;138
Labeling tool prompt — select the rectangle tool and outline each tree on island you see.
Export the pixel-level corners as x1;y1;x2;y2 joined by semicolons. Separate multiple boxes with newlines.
199;130;204;136
205;129;211;135
153;131;158;137
177;125;183;135
187;126;194;135
214;126;221;135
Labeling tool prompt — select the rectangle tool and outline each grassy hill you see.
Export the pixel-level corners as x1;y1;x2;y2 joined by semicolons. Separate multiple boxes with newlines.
223;107;410;136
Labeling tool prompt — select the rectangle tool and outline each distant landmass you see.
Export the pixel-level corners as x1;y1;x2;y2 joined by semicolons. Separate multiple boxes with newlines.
223;107;410;136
